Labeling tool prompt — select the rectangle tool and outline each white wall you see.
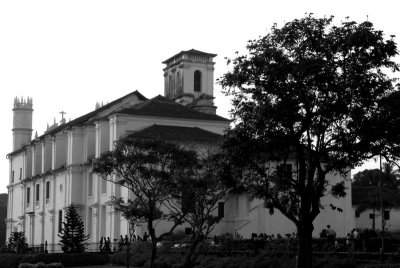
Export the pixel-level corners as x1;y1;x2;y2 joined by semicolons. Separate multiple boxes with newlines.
354;207;400;232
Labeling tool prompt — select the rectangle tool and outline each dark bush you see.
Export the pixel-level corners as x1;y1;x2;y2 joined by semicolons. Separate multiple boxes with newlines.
33;262;46;268
0;253;24;268
143;255;181;268
111;251;150;267
313;256;357;268
21;253;108;267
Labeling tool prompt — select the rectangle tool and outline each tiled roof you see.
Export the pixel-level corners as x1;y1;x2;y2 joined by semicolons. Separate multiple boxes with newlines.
115;95;229;122
128;124;222;143
37;90;147;138
8;90;147;156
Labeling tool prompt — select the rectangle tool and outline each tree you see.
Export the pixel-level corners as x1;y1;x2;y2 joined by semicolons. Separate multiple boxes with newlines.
353;163;400;189
218;14;400;268
58;203;89;253
92;138;198;268
112;197;145;268
7;231;28;253
353;164;400;230
175;152;228;268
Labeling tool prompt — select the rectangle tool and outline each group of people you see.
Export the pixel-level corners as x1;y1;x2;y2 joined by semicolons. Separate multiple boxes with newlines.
250;232;297;242
99;232;152;253
116;232;150;252
345;228;361;250
320;225;337;239
99;237;112;253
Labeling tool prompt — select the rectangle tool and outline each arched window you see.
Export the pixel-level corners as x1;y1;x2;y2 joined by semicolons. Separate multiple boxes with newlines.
194;70;202;92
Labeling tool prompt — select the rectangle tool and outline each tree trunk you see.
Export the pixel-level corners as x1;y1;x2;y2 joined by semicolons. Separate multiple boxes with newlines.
297;222;313;268
150;239;157;268
148;222;157;268
183;238;201;268
126;243;130;268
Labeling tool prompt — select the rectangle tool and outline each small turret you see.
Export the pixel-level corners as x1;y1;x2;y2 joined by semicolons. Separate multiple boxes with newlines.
12;96;33;151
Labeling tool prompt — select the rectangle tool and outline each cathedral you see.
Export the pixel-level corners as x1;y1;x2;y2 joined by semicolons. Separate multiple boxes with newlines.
6;49;353;252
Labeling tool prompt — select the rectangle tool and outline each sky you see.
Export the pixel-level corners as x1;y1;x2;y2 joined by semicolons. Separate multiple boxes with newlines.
0;0;398;194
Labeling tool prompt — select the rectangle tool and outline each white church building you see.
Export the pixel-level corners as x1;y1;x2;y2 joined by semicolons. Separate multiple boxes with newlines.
6;49;354;252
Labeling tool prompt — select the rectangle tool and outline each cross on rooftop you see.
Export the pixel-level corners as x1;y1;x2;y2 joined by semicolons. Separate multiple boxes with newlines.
60;111;66;119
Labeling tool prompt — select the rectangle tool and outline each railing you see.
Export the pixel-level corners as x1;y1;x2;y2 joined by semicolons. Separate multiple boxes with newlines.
23;235;400;255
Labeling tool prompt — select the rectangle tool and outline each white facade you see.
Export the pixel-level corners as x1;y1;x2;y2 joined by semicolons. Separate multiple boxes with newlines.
6;50;354;252
354;208;399;232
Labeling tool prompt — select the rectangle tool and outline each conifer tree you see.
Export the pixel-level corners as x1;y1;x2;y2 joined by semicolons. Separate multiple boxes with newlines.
7;231;28;253
58;203;89;253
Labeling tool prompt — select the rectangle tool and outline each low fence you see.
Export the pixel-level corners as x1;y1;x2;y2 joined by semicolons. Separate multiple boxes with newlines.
21;236;400;255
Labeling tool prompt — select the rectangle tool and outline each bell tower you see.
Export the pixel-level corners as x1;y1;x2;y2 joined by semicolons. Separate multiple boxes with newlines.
12;96;33;151
162;49;217;114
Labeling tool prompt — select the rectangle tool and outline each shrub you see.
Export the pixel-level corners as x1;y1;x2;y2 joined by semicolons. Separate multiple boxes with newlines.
313;256;360;268
0;253;24;268
19;262;63;268
143;254;184;268
111;251;151;267
22;253;108;267
46;263;63;268
19;263;34;268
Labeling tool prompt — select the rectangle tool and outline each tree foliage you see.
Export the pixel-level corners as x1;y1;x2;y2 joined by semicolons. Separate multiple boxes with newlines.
218;14;400;268
58;203;89;253
353;163;400;229
353;162;400;188
176;152;228;268
112;197;148;242
7;231;28;253
92;138;198;267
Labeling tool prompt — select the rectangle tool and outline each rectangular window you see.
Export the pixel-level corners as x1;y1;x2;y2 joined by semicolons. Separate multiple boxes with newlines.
384;210;390;220
355;211;360;218
88;173;93;197
58;210;63;233
12;171;14;183
20;168;22;180
369;213;375;219
218;202;225;218
26;187;30;206
36;184;40;204
46;181;50;202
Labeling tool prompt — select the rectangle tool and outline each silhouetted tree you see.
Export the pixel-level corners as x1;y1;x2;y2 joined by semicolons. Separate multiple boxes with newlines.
353;164;400;230
175;152;228;268
353;163;400;189
93;138;198;268
7;231;28;253
219;14;400;268
58;203;89;253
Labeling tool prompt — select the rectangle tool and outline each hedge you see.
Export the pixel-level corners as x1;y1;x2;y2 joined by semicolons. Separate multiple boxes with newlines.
0;253;108;268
